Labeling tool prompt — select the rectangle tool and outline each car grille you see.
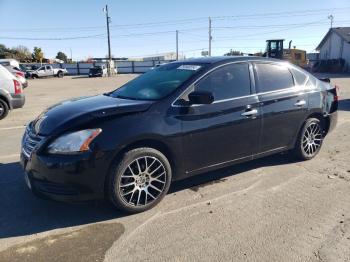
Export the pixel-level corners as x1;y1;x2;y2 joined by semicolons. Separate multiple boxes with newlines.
22;126;45;158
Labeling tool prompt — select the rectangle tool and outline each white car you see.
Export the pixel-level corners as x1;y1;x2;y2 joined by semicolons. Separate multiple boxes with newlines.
29;65;68;78
0;58;20;68
2;65;28;88
0;64;25;120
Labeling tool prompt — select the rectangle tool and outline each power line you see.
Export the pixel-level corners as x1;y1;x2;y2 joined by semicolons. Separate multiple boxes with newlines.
2;6;350;32
3;17;347;41
0;33;106;41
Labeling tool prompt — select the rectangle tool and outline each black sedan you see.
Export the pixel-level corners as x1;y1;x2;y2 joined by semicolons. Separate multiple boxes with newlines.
21;57;338;213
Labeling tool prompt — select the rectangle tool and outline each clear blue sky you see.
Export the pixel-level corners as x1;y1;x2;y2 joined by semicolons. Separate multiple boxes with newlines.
0;0;349;60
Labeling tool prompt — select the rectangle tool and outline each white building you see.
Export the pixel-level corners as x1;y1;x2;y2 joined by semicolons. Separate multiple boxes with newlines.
129;52;185;61
316;27;350;71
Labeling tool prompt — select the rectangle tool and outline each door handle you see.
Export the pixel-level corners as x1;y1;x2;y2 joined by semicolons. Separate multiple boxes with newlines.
294;100;306;107
241;109;258;117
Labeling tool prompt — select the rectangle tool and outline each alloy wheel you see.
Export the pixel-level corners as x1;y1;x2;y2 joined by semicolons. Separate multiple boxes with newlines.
302;122;323;157
118;156;167;207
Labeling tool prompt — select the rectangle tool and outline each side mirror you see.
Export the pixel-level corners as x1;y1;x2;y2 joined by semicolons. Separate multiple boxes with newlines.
188;91;214;105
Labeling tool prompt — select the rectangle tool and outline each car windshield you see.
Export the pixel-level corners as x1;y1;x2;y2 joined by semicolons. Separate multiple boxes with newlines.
109;63;204;101
90;68;102;73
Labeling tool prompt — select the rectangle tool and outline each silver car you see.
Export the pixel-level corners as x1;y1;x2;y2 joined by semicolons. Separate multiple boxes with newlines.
0;64;25;120
2;65;28;88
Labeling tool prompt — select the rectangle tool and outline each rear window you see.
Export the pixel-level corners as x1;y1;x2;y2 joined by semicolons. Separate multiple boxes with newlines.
255;63;294;93
0;62;10;66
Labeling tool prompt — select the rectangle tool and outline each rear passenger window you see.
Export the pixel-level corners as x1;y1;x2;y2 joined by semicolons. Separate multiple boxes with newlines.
195;63;251;101
290;68;308;85
255;63;294;93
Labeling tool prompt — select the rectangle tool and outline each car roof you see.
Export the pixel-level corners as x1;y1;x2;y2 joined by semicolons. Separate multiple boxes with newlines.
177;56;281;65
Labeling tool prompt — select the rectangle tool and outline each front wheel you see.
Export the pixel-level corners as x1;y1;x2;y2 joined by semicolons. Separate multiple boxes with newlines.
108;148;172;213
293;118;324;160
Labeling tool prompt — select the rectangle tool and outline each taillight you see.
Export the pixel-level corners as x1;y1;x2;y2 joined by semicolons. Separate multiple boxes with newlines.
334;85;340;101
15;71;25;78
13;79;22;94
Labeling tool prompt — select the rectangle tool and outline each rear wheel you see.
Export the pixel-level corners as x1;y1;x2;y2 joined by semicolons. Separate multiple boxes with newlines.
294;118;323;160
108;147;172;213
0;99;9;120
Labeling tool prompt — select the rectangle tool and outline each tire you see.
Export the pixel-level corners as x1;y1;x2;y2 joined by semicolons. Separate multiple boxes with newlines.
32;74;38;79
57;71;64;78
108;147;172;213
293;118;324;160
0;98;9;120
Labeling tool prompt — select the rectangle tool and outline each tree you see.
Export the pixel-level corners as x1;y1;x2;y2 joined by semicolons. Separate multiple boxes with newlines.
13;45;32;62
0;44;15;59
32;47;44;63
56;51;68;63
224;49;243;56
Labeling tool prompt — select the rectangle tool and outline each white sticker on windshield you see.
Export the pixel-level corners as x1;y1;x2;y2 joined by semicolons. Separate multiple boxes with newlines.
177;65;201;71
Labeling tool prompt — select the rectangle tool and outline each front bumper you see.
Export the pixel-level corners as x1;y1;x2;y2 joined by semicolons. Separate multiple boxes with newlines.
89;73;102;77
20;149;114;202
10;93;25;109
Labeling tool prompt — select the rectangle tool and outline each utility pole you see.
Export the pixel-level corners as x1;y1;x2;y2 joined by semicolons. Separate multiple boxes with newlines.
104;5;112;76
176;30;179;60
70;48;72;62
208;17;212;56
328;14;334;28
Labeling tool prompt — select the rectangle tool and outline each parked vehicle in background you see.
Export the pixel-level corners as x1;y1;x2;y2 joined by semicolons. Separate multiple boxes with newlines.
3;65;28;88
0;64;25;120
20;57;338;213
0;59;20;69
89;65;107;77
29;65;68;78
21;65;39;78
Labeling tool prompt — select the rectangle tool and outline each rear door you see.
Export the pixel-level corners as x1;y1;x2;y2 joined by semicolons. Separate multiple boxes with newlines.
177;62;261;173
253;62;308;153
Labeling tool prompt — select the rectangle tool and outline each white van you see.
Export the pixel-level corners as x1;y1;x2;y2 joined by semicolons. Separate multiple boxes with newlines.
0;64;25;120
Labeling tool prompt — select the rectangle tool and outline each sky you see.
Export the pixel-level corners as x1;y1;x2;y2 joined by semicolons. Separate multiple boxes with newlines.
0;0;349;60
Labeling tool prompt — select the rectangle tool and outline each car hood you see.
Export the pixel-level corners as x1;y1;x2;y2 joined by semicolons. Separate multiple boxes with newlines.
33;95;154;135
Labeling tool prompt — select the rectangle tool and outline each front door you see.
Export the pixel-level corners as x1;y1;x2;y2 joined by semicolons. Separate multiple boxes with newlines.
177;62;261;173
37;66;46;77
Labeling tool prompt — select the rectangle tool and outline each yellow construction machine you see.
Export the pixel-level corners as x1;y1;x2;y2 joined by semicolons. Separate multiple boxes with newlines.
264;39;307;68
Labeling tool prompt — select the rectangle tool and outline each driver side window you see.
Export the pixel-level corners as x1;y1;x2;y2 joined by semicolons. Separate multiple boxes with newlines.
194;63;251;101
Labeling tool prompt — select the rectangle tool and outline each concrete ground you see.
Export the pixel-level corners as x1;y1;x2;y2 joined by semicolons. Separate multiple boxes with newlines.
0;74;349;262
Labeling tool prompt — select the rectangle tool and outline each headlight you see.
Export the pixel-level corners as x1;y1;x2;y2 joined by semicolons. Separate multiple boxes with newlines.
47;129;102;154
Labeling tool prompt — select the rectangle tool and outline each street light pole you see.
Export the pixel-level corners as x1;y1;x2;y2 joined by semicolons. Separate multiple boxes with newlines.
328;14;334;28
208;17;212;57
104;5;112;76
176;30;179;60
